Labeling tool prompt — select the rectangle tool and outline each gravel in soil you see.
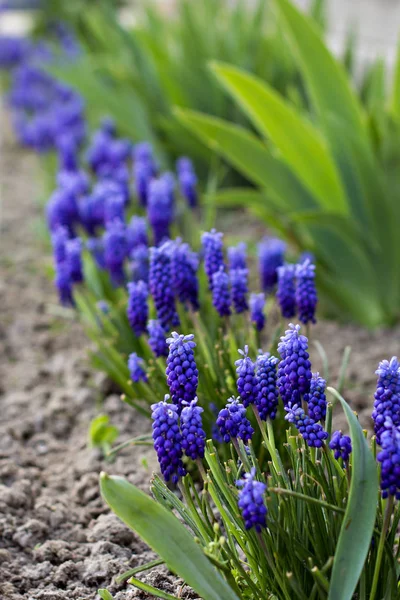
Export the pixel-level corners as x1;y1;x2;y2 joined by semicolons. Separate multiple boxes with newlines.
1;123;399;599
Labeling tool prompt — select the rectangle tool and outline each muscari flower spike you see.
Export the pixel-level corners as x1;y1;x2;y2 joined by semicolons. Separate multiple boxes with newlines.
235;346;258;407
180;398;206;460
103;219;127;287
127;281;148;336
202;229;224;290
86;237;106;270
277;263;297;319
151;396;186;484
54;260;74;307
126;216;148;252
285;403;328;448
128;352;147;383
295;259;318;325
129;244;149;283
216;397;254;444
66;237;83;284
329;430;352;463
372;357;400;445
255;353;279;421
212;266;231;317
237;468;267;532
228;242;247;271
258;237;286;291
171;240;199;311
147;319;168;358
176;157;198;208
304;373;327;423
377;417;400;499
249;293;266;332
149;242;180;330
51;226;69;265
166;332;198;412
230;268;249;314
277;323;312;405
147;175;175;245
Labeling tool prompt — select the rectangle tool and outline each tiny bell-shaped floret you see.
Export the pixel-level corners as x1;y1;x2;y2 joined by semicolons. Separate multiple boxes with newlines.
216;397;254;444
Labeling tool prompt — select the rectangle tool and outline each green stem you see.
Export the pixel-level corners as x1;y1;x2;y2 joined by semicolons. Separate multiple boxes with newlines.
370;495;394;600
269;487;346;514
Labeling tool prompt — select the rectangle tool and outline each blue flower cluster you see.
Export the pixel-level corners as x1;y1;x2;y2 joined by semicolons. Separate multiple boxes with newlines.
180;399;206;460
277;324;312;405
304;373;327;423
166;333;198;411
236;346;258;407
202;229;225;290
377;418;400;499
372;357;400;445
128;352;148;383
148;320;168;357
237;468;267;532
285;403;328;448
177;157;198;208
216;397;254;444
171;240;199;311
127;281;149;336
276;260;318;324
255;353;279;421
249;293;266;331
329;431;352;463
258;237;286;291
149;243;180;330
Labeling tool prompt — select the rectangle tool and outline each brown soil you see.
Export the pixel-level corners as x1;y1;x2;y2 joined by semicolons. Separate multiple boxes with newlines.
0;116;399;599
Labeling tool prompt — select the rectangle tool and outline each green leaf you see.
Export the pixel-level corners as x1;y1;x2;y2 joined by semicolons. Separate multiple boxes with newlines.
273;0;366;139
97;590;114;600
210;62;348;215
128;577;180;600
390;41;400;119
100;473;240;600
89;415;119;448
327;388;378;600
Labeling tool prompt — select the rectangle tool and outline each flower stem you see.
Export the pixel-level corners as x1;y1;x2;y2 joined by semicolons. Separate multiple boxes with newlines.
370;495;394;600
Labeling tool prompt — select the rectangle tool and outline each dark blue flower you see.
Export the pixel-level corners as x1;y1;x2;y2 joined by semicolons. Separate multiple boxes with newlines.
285;403;328;448
66;237;83;283
277;324;312;405
304;373;327;422
51;226;69;264
147;175;175;245
372;357;400;445
377;418;400;499
277;264;297;319
151;397;186;484
216;397;254;444
147;319;168;358
171;240;199;310
258;237;286;291
103;219;127;287
128;352;147;383
228;242;247;271
329;431;352;463
202;229;224;290
230;268;249;314
126;216;148;252
249;293;266;331
176;157;198;208
149;242;180;330
237;468;267;532
255;353;279;421
166;332;198;411
54;260;73;306
180;398;206;460
129;244;149;283
235;346;258;407
212;267;231;317
295;259;317;325
127;281;148;336
86;237;106;270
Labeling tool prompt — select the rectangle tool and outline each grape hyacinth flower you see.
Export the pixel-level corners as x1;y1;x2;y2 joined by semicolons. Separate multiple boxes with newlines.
171;240;199;311
166;333;198;411
87;238;106;270
236;346;258;407
147;176;175;245
176;156;198;207
258;237;286;291
277;324;312;405
126;216;148;252
329;431;352;463
237;468;267;532
104;219;127;287
51;226;69;264
255;353;279;421
295;259;318;325
304;373;327;423
285;403;328;448
151;397;186;484
372;357;400;445
228;242;247;271
66;238;83;284
127;281;148;336
149;243;180;330
180;398;206;460
54;261;73;307
130;244;149;283
249;293;266;332
276;264;296;319
147;319;168;358
128;352;147;383
202;229;224;290
216;397;254;444
212;267;231;317
377;418;400;499
134;158;154;207
230;268;249;314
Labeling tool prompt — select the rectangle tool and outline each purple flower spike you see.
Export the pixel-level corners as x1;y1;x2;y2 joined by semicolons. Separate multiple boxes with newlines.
329;431;352;463
202;229;224;290
87;237;106;270
377;418;400;499
295;259;317;324
256;353;279;421
237;468;267;532
212;267;231;317
149;243;180;330
277;324;312;405
277;264;297;319
249;293;266;332
228;242;247;271
304;373;327;423
147;176;175;245
130;244;149;283
216;397;254;444
178;168;198;208
166;332;198;411
151;397;186;484
147;319;168;358
372;357;400;445
127;281;148;336
180;398;206;460
104;219;127;287
258;237;286;291
171;240;199;311
51;226;69;265
285;403;328;448
66;237;83;283
128;352;147;383
126;216;148;252
230;268;249;314
235;346;258;407
54;261;74;307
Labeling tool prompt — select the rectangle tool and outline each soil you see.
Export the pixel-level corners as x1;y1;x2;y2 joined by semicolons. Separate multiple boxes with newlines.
0;115;399;599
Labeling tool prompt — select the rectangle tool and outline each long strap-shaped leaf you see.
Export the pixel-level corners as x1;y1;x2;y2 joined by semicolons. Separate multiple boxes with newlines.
327;389;378;600
100;473;241;600
210;62;348;216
